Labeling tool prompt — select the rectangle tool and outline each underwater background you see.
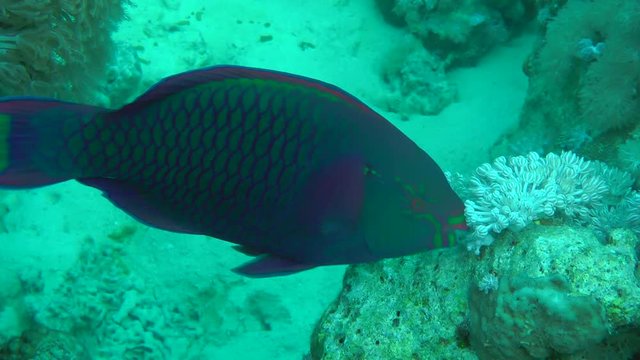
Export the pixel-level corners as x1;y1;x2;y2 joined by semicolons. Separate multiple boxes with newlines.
0;0;639;359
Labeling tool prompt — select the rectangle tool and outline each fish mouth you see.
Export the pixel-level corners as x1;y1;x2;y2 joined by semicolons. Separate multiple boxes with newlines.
447;213;468;231
452;222;469;231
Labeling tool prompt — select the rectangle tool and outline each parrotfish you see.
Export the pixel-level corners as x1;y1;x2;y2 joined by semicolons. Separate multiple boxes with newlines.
0;65;467;277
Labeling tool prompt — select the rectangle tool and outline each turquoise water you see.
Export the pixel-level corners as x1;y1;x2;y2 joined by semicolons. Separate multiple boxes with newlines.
0;0;639;359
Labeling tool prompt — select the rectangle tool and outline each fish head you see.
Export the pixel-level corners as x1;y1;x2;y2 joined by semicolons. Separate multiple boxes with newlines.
360;164;467;259
402;179;469;249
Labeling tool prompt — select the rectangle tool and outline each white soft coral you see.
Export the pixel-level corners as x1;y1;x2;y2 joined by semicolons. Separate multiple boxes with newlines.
464;152;609;239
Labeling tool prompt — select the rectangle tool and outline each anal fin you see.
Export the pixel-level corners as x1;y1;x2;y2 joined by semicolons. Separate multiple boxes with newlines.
232;255;315;278
232;245;265;257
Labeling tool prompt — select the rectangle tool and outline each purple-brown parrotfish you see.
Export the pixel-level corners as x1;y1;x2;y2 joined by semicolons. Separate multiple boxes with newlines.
0;66;467;277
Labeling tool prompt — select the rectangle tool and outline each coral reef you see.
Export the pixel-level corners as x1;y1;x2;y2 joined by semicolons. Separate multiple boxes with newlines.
0;223;301;359
380;0;538;66
310;224;640;360
471;274;608;359
312;150;640;359
310;249;477;360
0;0;130;105
493;0;640;169
464;152;610;237
1;327;87;360
456;151;639;253
372;0;543;117
542;0;639;135
376;43;457;116
470;226;640;359
462;152;638;242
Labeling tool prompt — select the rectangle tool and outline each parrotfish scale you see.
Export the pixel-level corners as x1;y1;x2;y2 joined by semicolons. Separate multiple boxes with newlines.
227;86;242;111
243;86;257;112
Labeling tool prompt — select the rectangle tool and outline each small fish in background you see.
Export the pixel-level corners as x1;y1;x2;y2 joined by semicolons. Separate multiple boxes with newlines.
0;65;467;277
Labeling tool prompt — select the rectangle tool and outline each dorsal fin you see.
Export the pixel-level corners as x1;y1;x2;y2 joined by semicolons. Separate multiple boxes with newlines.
121;65;372;112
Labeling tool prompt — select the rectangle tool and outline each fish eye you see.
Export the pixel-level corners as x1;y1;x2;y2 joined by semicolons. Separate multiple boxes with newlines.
363;163;380;177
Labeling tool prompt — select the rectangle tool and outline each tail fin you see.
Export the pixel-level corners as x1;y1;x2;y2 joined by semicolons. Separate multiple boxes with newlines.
0;97;105;188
